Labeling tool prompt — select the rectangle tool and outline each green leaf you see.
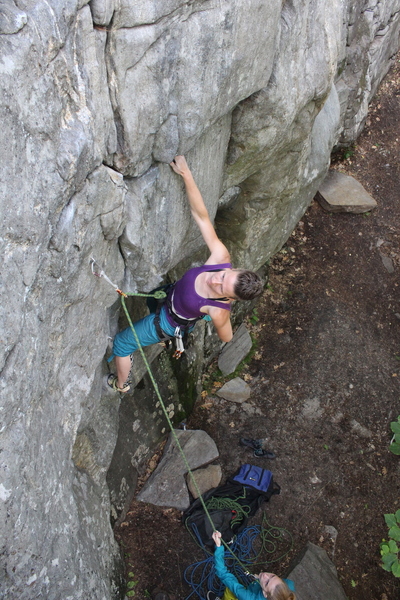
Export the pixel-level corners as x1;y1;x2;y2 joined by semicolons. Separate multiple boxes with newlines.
391;559;400;577
382;553;396;567
127;592;136;598
389;540;399;553
391;421;400;434
128;572;135;578
389;525;400;541
390;442;400;455
381;543;390;555
395;509;400;523
127;581;137;589
385;514;397;528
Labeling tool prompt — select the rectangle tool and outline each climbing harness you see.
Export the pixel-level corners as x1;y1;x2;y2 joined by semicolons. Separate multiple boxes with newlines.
91;258;208;359
91;257;290;599
165;285;212;357
90;258;185;356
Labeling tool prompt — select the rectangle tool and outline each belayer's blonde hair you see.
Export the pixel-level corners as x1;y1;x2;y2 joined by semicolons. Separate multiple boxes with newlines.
264;580;296;600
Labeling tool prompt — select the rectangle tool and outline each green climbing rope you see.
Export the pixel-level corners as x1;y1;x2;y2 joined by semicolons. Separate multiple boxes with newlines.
205;494;251;527
119;292;255;572
91;257;293;577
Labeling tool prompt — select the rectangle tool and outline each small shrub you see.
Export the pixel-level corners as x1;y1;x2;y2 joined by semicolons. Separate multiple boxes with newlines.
389;416;400;455
250;308;259;325
379;418;400;577
126;572;138;597
381;511;400;577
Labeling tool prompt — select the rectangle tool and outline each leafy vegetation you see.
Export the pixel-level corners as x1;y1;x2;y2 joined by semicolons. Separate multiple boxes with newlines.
126;572;138;597
380;416;400;577
249;308;259;325
389;415;400;455
380;512;400;577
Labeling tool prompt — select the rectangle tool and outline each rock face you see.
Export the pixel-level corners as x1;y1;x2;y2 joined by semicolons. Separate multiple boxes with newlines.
0;1;399;598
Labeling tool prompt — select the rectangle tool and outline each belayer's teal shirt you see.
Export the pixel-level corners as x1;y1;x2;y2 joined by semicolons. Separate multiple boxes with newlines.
214;546;295;599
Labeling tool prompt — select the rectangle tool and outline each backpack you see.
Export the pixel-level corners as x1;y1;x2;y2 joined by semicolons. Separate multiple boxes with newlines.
229;464;280;497
183;467;280;549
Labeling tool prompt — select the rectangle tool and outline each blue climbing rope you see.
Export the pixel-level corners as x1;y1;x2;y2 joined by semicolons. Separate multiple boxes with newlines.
183;521;293;600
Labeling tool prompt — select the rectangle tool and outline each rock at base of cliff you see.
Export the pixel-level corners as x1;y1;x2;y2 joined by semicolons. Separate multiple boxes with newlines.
218;324;253;375
316;170;377;213
136;429;219;510
216;377;251;403
287;542;347;600
186;464;222;499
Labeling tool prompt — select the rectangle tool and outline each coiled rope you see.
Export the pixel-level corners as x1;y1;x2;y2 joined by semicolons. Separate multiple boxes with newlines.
184;518;293;600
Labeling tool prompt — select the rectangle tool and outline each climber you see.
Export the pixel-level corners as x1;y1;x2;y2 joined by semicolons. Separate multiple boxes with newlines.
107;155;263;393
208;531;296;600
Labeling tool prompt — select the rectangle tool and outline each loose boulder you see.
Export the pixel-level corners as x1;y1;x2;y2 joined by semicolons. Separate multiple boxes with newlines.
137;430;219;510
287;542;347;600
187;465;223;499
218;324;253;375
216;377;251;404
316;170;378;213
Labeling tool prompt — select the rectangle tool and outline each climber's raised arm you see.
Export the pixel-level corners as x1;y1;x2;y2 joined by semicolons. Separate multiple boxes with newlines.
170;156;230;265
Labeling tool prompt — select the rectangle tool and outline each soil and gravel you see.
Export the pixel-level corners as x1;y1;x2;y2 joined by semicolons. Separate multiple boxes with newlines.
115;57;400;600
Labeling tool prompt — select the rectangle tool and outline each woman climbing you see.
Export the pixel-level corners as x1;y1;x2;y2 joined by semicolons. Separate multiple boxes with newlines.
107;155;264;393
208;531;296;600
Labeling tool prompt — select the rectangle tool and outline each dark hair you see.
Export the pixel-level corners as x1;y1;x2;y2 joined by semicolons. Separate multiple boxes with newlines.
233;270;263;300
266;581;296;600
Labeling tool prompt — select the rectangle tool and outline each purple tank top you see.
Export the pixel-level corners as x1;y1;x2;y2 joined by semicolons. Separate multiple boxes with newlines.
165;263;232;327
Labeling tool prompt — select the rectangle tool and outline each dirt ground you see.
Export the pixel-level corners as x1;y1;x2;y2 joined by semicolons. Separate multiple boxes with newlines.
115;57;400;600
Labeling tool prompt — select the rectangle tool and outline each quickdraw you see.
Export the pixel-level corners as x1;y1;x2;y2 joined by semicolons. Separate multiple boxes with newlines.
90;257;127;297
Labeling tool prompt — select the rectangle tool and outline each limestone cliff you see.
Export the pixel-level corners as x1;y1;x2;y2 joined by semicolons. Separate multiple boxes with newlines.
0;1;399;598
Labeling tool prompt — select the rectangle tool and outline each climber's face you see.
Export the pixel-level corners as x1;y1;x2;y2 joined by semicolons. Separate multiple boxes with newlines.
259;572;282;597
207;268;238;299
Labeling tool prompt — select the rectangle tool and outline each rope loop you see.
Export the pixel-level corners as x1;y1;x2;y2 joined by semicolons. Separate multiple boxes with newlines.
153;289;168;299
124;290;167;299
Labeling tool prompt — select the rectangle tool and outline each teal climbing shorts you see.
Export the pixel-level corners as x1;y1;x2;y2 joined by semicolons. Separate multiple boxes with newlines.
108;305;177;361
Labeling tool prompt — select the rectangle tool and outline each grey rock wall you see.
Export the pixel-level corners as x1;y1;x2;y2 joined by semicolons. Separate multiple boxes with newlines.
0;0;399;598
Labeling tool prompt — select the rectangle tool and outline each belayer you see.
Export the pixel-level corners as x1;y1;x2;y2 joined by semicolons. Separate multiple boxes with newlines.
209;531;296;600
107;155;263;393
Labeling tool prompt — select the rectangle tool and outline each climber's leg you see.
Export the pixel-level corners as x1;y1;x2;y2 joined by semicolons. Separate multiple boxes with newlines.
115;355;132;389
107;309;175;392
